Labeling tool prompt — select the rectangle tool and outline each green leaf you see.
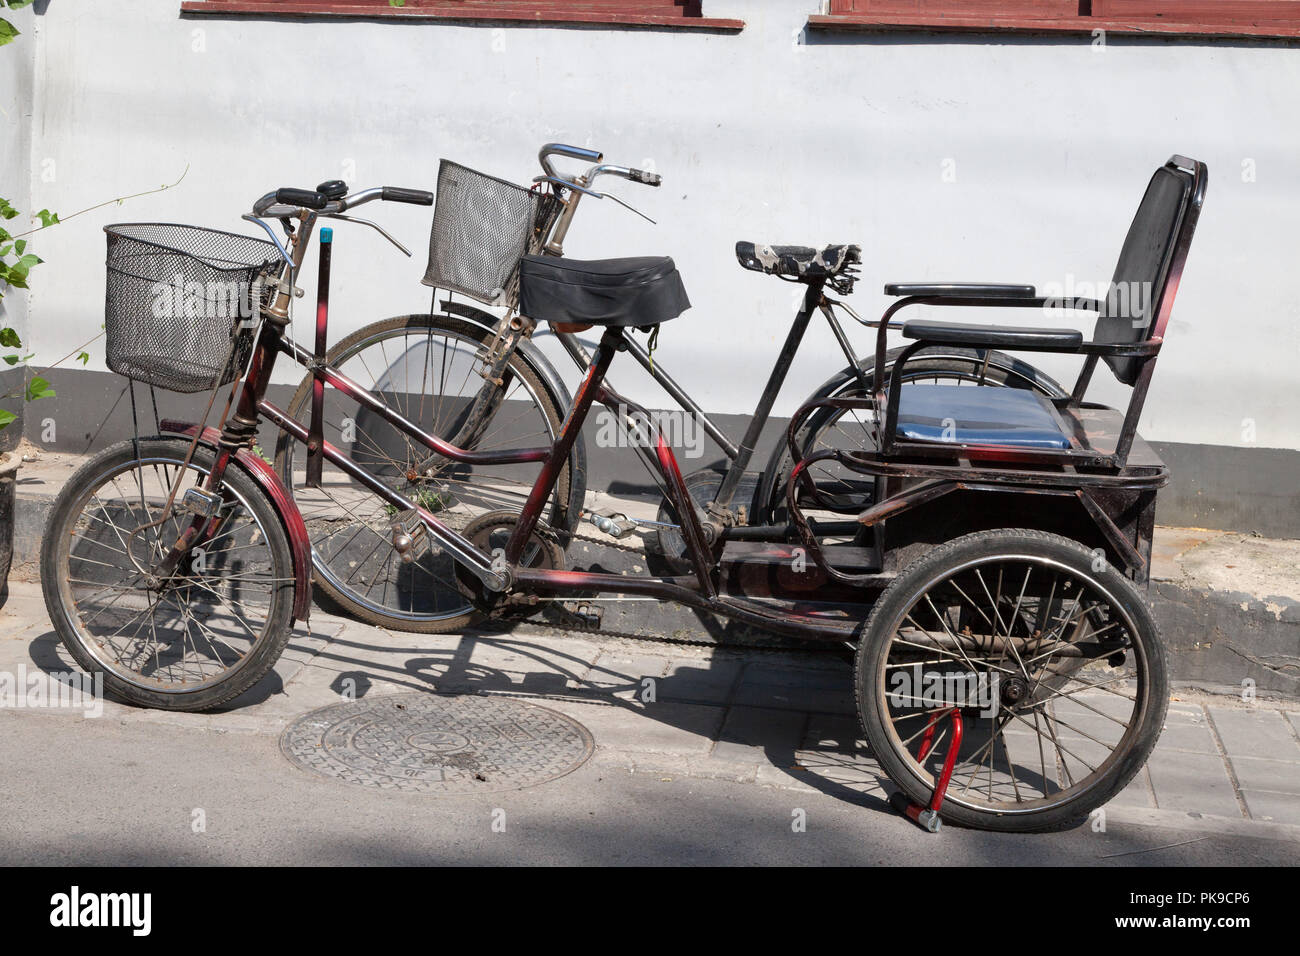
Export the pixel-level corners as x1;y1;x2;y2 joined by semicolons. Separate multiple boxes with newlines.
0;198;18;221
13;239;25;256
7;253;41;284
36;209;59;227
0;18;18;48
0;409;16;430
77;351;90;366
7;1;38;10
0;244;10;257
25;376;54;402
0;328;20;348
2;356;17;366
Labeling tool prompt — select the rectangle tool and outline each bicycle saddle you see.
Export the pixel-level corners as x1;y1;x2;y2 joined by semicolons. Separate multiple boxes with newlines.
735;242;862;281
518;255;691;328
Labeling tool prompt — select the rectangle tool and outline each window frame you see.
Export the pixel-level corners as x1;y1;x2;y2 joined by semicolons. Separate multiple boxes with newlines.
810;1;1300;38
180;1;745;31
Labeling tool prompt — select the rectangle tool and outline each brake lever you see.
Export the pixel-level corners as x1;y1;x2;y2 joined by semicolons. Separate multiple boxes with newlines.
321;213;412;257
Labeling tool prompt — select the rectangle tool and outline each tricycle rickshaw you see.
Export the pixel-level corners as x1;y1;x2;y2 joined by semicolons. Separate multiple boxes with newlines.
40;153;1205;832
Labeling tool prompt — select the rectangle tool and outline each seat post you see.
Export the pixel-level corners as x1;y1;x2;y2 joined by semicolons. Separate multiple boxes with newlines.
713;279;824;511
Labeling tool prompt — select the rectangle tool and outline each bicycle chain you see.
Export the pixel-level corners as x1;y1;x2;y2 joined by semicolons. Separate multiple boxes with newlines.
526;522;847;656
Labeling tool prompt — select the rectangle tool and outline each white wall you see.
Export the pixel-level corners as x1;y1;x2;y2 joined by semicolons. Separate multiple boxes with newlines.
16;0;1300;450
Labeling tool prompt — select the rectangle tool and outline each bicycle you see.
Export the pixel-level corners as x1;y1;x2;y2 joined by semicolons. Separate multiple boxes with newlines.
272;144;1067;633
40;154;1205;832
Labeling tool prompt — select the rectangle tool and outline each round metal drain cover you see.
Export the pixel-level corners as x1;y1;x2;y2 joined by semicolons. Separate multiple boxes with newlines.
280;693;594;794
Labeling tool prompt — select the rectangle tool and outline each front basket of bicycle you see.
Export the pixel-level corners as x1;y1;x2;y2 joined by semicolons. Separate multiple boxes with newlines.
422;158;543;308
103;223;278;394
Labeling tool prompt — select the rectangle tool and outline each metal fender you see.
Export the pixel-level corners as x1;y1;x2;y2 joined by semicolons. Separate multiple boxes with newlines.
160;420;313;623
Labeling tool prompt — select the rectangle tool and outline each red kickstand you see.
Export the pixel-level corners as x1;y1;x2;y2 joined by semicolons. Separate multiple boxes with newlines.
890;706;964;833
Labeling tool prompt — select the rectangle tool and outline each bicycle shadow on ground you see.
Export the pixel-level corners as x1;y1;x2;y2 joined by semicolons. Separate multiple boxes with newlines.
23;614;893;818
26;628;289;703
325;613;895;817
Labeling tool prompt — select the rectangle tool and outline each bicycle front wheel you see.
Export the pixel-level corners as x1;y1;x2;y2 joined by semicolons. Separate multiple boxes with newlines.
275;313;573;633
41;437;295;711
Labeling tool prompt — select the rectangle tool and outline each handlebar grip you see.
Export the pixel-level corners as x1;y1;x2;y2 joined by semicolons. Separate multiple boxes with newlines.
382;186;435;206
629;169;662;187
275;187;328;210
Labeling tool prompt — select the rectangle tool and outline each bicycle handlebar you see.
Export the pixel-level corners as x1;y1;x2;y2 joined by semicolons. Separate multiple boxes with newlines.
590;164;662;187
538;144;662;189
252;183;434;218
539;143;603;180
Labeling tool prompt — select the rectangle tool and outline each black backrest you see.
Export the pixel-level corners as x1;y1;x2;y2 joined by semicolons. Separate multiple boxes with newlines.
1094;160;1200;385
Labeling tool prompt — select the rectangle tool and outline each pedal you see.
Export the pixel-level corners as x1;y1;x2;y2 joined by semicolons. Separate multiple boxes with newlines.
561;601;603;630
180;488;222;519
586;509;638;540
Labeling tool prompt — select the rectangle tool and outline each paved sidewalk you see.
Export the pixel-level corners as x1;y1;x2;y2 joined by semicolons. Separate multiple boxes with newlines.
1;578;1297;864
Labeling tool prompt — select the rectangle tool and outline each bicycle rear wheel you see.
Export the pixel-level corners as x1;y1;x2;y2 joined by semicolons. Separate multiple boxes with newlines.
41;437;295;711
275;313;574;633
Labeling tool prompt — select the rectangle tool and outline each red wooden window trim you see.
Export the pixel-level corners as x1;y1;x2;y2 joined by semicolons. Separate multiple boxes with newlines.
811;0;1300;37
181;1;745;31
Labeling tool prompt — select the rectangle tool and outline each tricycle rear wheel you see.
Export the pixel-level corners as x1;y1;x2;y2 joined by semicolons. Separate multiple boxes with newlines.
856;528;1168;832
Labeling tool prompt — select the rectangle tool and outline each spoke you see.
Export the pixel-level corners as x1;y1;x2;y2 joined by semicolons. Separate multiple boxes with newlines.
999;731;1024;803
891;632;1019;678
915;599;986;678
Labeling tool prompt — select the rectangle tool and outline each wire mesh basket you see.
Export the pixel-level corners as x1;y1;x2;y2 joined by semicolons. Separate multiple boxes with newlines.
104;223;279;393
422;159;543;307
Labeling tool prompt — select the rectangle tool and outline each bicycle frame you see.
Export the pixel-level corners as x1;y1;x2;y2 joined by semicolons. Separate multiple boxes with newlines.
444;278;884;545
152;205;864;641
551;281;874;514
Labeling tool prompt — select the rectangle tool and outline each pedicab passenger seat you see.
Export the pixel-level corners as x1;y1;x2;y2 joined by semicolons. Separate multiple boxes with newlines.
865;155;1207;475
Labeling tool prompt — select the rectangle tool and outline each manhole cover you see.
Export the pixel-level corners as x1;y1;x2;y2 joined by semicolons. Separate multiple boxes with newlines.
280;693;594;794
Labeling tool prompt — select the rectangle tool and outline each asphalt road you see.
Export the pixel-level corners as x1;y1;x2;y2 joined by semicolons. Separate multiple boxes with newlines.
1;707;1295;866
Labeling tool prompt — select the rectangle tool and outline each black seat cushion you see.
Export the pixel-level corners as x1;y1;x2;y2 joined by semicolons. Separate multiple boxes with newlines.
903;319;1083;350
518;255;690;328
735;242;861;280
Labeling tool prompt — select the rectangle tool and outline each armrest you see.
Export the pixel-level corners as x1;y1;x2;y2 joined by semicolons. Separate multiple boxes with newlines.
902;318;1083;350
884;282;1036;298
